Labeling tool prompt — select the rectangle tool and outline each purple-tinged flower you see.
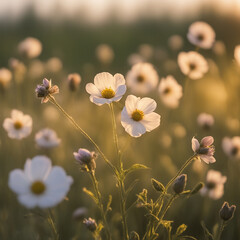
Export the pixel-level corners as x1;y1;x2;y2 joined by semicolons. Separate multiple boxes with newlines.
35;78;59;103
83;218;97;232
219;202;236;221
73;148;97;172
192;136;216;164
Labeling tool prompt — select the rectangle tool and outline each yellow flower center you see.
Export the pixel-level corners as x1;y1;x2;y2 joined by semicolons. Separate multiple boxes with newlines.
131;109;144;121
14;121;23;130
101;88;115;99
163;87;171;94
136;74;145;83
31;181;46;195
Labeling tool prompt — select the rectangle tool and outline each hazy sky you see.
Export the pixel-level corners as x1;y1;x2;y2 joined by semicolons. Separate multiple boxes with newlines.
0;0;239;23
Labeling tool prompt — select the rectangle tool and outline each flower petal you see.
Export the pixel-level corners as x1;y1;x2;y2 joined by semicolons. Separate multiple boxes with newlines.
141;112;161;132
201;136;214;146
94;72;115;91
200;155;216;164
86;83;101;96
137;97;157;114
115;85;126;97
114;73;125;87
192;137;200;152
18;194;38;208
125;95;139;115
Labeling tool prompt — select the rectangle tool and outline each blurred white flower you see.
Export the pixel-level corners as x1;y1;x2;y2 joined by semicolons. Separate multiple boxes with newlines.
172;123;186;138
197;113;214;130
127;53;144;66
96;44;114;64
3;110;32;140
159;132;172;148
200;170;227;200
35;128;61;149
86;72;126;106
158;75;183;109
121;95;160;137
234;45;240;65
222;136;240;160
187;21;215;49
46;57;63;73
138;44;154;60
192;136;216;164
213;41;226;56
178;51;208;80
8;156;73;208
9;58;26;83
18;37;42;59
126;63;159;94
0;68;12;88
168;35;184;51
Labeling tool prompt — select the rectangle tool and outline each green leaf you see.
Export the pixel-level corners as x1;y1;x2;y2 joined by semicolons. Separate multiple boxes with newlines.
124;164;150;177
83;187;98;204
176;224;187;236
151;178;165;192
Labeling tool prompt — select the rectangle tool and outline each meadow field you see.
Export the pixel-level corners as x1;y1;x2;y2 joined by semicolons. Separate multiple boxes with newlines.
0;10;240;240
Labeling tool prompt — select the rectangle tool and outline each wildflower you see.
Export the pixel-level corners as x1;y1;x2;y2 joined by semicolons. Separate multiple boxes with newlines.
138;44;154;60
222;136;240;160
234;45;240;66
192;136;216;164
213;41;226;56
158;75;183;109
67;73;81;91
46;57;63;73
219;202;236;221
8;156;73;208
73;148;97;172
9;58;26;83
168;35;184;51
96;44;114;64
187;22;215;49
35;128;61;149
126;63;159;94
86;72;126;106
3;110;32;140
127;53;144;66
121;95;161;137
178;51;208;80
172;174;187;194
35;78;59;103
72;207;88;221
83;218;97;232
200;170;227;200
0;68;12;89
18;37;42;59
197;113;214;130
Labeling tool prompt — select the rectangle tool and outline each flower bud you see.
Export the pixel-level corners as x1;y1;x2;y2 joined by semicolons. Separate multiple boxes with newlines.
151;178;165;192
130;231;140;240
67;73;81;91
83;218;97;232
219;202;236;221
172;174;187;194
190;182;204;195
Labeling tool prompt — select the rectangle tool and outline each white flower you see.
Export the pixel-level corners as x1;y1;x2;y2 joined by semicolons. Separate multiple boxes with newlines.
158;75;183;109
200;170;227;200
187;21;215;49
121;95;161;137
126;63;159;94
96;44;114;64
213;41;226;56
3;110;32;140
234;45;240;66
18;37;42;59
8;156;73;208
168;35;184;51
86;72;126;106
197;113;214;129
178;51;208;80
35;128;61;149
0;68;12;88
222;136;240;160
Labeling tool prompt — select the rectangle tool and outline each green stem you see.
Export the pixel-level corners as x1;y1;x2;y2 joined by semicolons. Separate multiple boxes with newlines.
90;171;111;240
216;220;225;240
47;209;59;240
48;95;117;175
109;103;129;240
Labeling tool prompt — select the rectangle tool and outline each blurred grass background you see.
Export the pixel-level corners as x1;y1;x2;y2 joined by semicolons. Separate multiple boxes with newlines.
0;5;240;240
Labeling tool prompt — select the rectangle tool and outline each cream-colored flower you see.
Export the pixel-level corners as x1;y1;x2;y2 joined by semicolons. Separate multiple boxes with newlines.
234;45;240;65
197;113;214;130
168;35;184;51
46;57;63;73
158;75;183;108
121;95;161;137
200;170;227;200
222;136;240;160
3;110;32;140
0;68;12;88
187;21;215;49
8;156;73;208
178;51;208;80
86;72;126;106
35;128;61;149
126;63;159;94
96;44;114;64
18;37;42;59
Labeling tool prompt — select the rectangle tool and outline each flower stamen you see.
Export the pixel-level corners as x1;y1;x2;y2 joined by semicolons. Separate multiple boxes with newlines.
31;181;46;195
101;88;115;99
131;109;144;121
14;121;23;130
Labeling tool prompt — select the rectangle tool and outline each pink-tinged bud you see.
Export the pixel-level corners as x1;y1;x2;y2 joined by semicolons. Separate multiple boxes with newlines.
83;218;97;232
219;202;236;221
172;174;187;194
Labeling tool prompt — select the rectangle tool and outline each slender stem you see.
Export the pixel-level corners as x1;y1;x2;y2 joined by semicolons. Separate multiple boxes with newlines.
89;171;111;240
48;95;117;175
47;209;59;240
109;103;129;240
216;220;225;240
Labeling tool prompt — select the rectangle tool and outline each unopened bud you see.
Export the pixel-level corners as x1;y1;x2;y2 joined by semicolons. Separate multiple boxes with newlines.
172;174;187;194
130;231;140;240
151;178;165;192
83;218;97;232
190;182;204;195
67;73;81;91
219;202;236;221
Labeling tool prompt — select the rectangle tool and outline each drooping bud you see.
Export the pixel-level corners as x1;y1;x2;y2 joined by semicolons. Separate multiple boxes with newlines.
172;174;187;194
151;178;165;192
130;231;140;240
219;202;236;221
83;218;97;232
